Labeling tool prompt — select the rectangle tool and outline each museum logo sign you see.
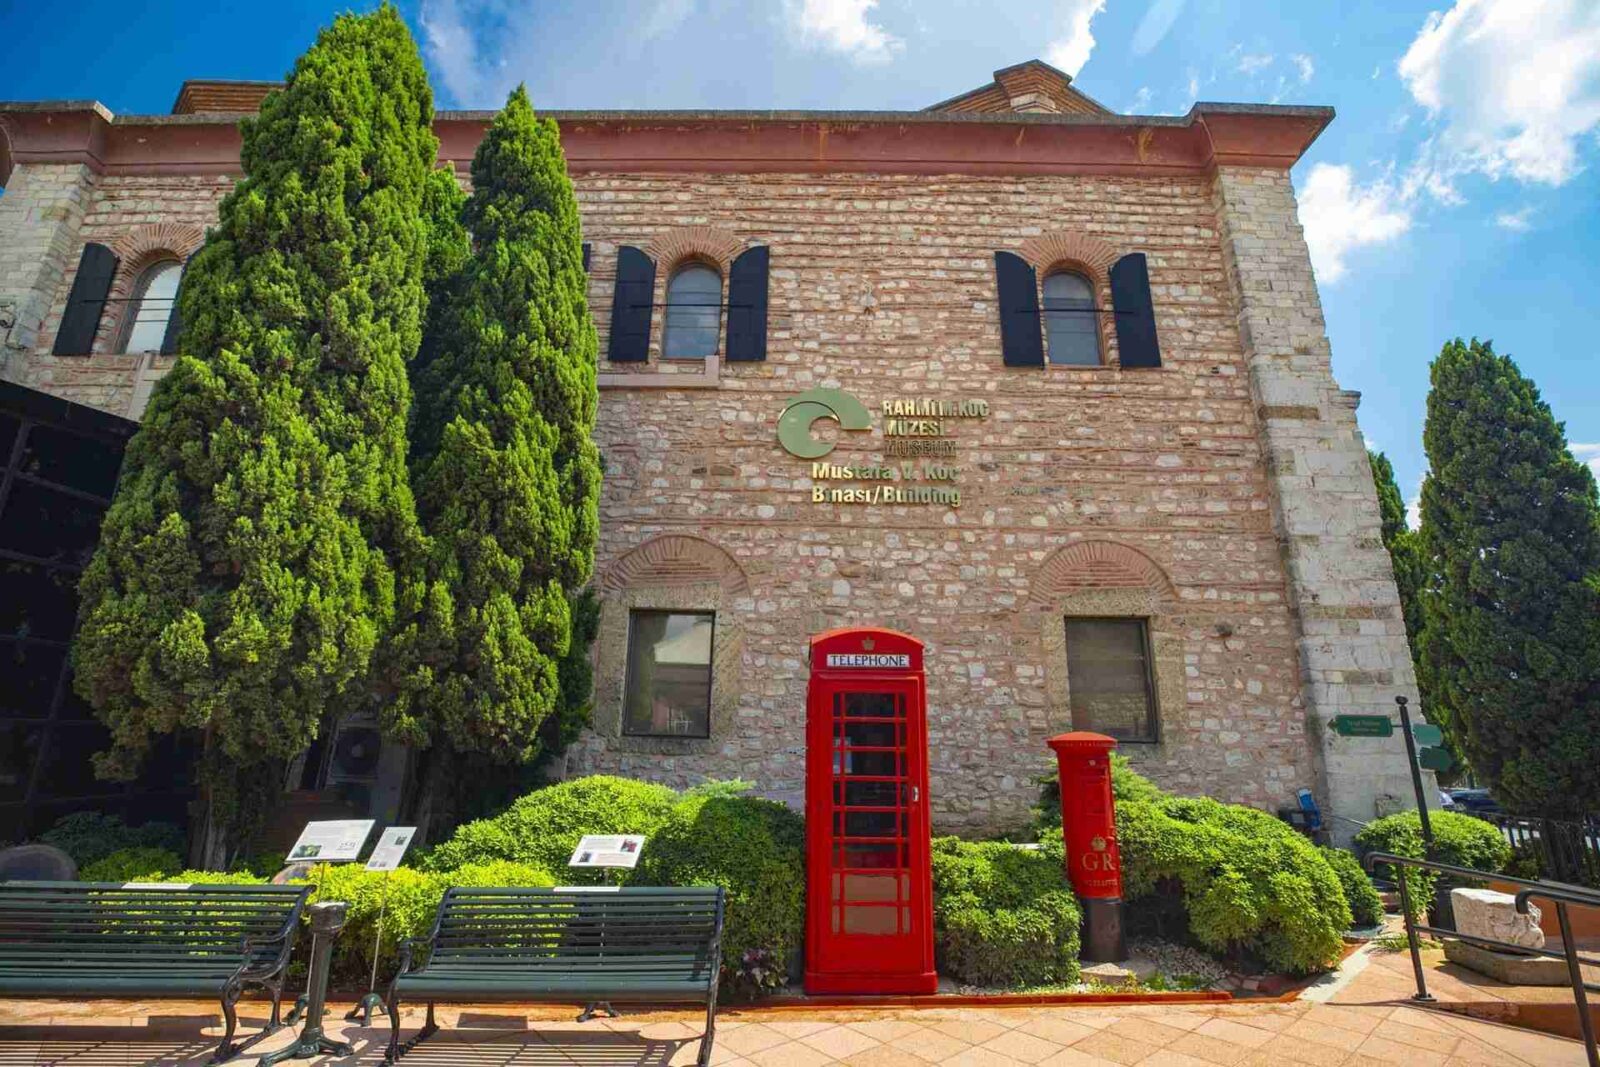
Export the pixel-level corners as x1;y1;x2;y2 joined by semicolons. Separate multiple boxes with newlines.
776;388;989;508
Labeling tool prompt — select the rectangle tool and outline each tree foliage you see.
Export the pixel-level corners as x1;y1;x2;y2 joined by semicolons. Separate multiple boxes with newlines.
1417;338;1600;817
406;85;602;761
1369;450;1426;648
71;6;437;833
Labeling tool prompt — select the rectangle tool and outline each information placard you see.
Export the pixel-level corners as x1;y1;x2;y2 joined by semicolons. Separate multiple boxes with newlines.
287;819;375;863
568;835;646;869
364;827;417;871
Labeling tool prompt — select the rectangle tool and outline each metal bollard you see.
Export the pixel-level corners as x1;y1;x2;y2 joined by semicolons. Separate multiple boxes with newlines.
260;901;354;1065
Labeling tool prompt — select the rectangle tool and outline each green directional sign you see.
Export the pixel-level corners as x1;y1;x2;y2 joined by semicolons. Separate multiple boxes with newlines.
1418;746;1455;772
1332;714;1394;738
1410;723;1444;747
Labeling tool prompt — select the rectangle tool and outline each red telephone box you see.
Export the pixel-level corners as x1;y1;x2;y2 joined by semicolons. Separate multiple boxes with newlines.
804;627;937;995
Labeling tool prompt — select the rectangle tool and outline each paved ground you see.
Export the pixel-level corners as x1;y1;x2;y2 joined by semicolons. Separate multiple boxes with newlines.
0;991;1589;1066
1;940;1593;1067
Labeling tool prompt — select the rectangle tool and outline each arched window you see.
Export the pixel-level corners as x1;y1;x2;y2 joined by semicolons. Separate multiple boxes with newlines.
662;263;721;359
1042;270;1099;366
119;259;184;354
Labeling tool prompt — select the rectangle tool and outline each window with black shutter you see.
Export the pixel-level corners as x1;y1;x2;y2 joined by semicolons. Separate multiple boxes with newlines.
1110;253;1162;369
607;245;656;363
994;251;1044;367
52;244;119;356
725;245;769;362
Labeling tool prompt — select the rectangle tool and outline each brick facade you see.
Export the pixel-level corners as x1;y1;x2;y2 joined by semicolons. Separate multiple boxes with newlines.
0;77;1426;840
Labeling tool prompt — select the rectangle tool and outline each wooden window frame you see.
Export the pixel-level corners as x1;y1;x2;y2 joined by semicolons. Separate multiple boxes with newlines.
621;608;717;740
1063;616;1160;744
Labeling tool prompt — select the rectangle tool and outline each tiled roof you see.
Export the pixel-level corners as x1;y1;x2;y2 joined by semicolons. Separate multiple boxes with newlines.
925;60;1111;116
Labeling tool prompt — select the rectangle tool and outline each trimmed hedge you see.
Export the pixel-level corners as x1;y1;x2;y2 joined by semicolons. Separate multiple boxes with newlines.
1106;764;1350;974
1319;846;1385;927
931;838;1081;988
632;792;805;998
80;847;183;882
421;775;677;877
308;861;556;983
1354;809;1512;916
39;812;185;867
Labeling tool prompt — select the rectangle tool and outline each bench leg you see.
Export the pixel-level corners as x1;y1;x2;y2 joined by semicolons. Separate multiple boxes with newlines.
211;984;241;1064
698;989;718;1066
266;981;285;1031
384;987;403;1064
576;1000;620;1022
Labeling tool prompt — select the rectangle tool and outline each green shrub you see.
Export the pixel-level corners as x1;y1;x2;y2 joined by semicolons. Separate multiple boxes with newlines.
162;870;269;885
305;861;556;984
1110;769;1349;974
80;847;183;882
38;812;184;866
632;793;805;997
1355;809;1512;916
1319;847;1385;927
931;838;1081;988
421;775;678;876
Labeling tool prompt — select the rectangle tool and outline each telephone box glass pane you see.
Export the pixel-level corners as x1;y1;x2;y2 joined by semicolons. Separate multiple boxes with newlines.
622;611;714;737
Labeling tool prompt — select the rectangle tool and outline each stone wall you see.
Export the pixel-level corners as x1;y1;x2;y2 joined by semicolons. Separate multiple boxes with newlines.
0;162;97;358
0;163;1390;836
1211;167;1431;841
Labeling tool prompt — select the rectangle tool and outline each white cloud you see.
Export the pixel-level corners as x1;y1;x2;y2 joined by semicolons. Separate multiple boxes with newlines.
1398;0;1600;189
1235;53;1274;75
420;0;497;107
641;0;697;39
1406;475;1424;531
1128;86;1154;112
1291;53;1314;84
1494;206;1534;231
1372;65;1381;80
789;0;902;65
1296;163;1413;283
1046;0;1107;77
1131;0;1186;55
1186;69;1200;99
1572;443;1600;480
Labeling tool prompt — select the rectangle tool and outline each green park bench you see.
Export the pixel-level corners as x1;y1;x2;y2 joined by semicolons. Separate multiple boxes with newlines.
0;880;310;1063
385;884;725;1065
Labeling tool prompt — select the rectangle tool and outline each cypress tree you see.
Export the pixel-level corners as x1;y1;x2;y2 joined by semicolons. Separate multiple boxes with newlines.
1416;338;1600;816
409;85;602;761
72;7;438;843
1369;450;1426;647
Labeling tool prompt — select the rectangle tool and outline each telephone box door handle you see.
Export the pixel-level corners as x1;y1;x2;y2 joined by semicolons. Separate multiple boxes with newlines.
909;785;920;804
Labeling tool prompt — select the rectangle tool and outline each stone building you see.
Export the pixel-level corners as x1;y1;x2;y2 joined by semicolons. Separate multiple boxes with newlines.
0;61;1427;841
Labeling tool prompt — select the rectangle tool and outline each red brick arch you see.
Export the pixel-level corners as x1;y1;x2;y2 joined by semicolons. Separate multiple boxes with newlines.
98;224;206;354
643;225;746;272
1027;540;1177;606
1018;229;1120;286
602;534;750;595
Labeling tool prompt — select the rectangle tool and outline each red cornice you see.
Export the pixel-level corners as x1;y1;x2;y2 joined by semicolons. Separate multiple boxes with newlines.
0;102;1332;180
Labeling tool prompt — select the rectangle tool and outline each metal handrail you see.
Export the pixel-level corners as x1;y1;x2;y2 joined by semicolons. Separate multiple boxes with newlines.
1364;851;1599;1066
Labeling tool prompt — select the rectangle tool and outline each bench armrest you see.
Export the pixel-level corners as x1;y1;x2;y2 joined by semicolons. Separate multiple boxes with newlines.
236;929;297;981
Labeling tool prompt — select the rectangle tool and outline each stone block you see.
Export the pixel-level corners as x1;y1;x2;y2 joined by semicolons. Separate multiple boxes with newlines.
1443;938;1568;985
1452;887;1545;949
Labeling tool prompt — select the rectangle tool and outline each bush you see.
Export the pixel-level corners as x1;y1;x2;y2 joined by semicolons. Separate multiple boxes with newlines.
306;860;556;984
1319;847;1385;927
162;870;269;885
632;793;805;998
421;775;678;876
80;847;183;882
931;838;1081;988
1109;768;1350;974
38;812;185;867
1355;809;1512;916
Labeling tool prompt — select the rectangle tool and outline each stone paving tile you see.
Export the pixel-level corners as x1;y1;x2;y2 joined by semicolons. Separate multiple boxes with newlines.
1013;1014;1099;1046
746;1037;836;1067
846;1017;926;1042
892;1025;976;1063
795;1023;879;1059
1191;1016;1274;1048
1104;1015;1189;1048
925;1015;1011;1045
1037;1048;1126;1067
1072;1028;1166;1065
976;1027;1070;1064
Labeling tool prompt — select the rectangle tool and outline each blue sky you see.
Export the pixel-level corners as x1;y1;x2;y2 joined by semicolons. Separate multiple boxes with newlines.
4;0;1598;514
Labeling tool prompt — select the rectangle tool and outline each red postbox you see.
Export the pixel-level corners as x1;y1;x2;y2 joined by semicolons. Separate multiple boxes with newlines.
1047;731;1127;962
804;628;936;995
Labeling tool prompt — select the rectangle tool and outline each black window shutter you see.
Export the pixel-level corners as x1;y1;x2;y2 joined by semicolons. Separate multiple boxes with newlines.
1111;252;1162;369
994;251;1043;367
582;243;591;272
607;245;655;363
158;250;199;356
53;243;119;356
725;245;769;362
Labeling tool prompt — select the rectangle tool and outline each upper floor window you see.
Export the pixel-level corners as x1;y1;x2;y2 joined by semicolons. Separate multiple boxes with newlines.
1065;618;1157;742
662;263;721;359
120;260;184;355
623;610;715;738
1042;270;1099;366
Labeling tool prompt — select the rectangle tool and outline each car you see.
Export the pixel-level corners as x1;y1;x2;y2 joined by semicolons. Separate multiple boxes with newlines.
1447;788;1502;816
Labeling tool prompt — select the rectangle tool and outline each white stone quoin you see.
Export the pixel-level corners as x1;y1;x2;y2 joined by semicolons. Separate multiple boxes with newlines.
1451;887;1545;949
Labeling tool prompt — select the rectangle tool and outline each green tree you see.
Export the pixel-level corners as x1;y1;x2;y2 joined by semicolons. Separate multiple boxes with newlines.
1369;450;1427;650
72;6;438;853
407;85;602;762
1417;338;1600;816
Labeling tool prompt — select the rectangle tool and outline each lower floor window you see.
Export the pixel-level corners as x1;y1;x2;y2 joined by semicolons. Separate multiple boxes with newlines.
1065;618;1158;742
623;610;715;737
